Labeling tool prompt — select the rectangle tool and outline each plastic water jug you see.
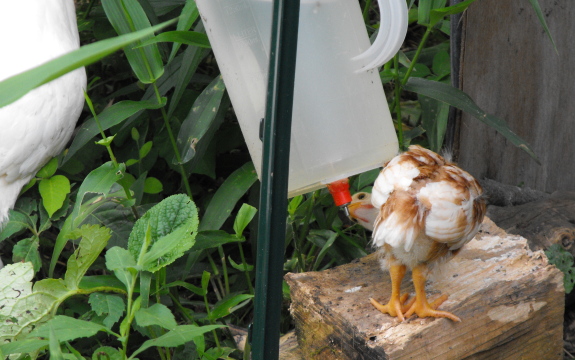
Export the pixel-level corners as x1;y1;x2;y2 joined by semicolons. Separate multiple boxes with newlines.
196;0;408;197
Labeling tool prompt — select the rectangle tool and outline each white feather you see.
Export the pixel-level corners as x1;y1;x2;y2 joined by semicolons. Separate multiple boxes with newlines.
0;0;86;229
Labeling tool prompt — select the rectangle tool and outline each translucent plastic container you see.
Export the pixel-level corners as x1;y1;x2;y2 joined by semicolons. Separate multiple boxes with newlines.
196;0;407;197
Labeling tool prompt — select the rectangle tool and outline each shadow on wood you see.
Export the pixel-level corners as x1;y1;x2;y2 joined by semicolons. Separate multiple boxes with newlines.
285;218;564;359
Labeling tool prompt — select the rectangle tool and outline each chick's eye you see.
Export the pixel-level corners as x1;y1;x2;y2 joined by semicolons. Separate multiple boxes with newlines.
358;193;366;200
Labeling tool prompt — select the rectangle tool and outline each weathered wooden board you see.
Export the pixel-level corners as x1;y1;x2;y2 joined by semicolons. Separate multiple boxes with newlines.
453;0;575;193
286;218;564;359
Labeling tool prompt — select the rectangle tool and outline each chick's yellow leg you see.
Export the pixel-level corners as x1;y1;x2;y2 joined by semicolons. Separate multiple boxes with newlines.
369;264;410;321
404;264;461;322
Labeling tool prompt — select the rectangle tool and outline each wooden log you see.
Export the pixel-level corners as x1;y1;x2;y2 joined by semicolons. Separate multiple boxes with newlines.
285;218;564;359
487;191;575;257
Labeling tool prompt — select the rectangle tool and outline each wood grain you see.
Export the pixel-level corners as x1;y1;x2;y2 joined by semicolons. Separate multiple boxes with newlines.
454;0;575;192
286;218;564;359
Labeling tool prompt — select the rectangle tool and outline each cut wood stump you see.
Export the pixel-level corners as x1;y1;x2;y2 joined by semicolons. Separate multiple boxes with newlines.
285;218;564;359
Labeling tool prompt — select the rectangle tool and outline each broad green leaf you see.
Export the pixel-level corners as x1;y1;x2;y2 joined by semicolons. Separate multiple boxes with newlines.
143;177;163;194
102;0;164;83
0;20;175;109
12;237;41;273
88;293;126;329
134;303;177;330
403;77;540;163
50;162;125;277
200;162;258;231
527;0;558;53
65;225;112;290
30;316;110;342
141;224;195;271
36;158;58;178
0;263;35;343
175;75;226;164
208;294;253;321
105;247;138;290
39;175;71;217
233;204;257;237
130;324;224;358
80;275;127;293
138;31;210;48
0;339;48;357
194;231;244;251
0;210;30;241
128;194;199;272
65;99;166;163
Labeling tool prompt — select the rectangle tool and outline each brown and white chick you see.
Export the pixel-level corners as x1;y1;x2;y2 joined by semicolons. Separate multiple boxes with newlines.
348;145;486;322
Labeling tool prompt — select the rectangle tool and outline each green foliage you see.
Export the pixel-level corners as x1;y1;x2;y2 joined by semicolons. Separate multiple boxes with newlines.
545;244;575;294
0;0;557;358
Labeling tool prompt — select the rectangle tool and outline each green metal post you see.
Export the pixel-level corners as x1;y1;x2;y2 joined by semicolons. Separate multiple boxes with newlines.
252;0;300;359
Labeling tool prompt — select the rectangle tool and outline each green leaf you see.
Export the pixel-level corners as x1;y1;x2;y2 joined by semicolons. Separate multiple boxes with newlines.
48;324;64;360
92;346;123;360
65;225;112;290
30;316;110;342
130;324;224;358
36;158;59;178
50;161;126;276
194;231;244;251
89;293;126;329
308;230;338;271
105;247;138;290
428;0;476;28
420;94;450;152
527;0;557;53
39;175;71;217
138;31;210;48
65;99;166;163
208;294;253;321
228;257;254;272
200;162;258;231
139;141;154;159
0;339;49;357
545;244;575;294
164;280;205;297
102;0;164;83
175;75;226;164
403;77;540;163
233;204;257;237
134;303;177;330
143;177;163;194
0;20;175;109
128;194;199;272
12;237;41;273
168;0;201;62
0;210;30;241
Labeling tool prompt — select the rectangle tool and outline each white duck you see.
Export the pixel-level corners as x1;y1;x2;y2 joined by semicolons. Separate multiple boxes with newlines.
0;1;86;265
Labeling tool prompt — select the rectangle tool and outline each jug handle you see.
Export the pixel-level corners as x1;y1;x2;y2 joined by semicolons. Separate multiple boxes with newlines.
353;0;408;72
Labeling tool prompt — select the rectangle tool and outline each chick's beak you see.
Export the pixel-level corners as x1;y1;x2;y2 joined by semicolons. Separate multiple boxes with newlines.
347;201;375;224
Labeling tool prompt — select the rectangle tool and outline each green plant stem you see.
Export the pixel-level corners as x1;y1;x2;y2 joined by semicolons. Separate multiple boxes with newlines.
362;0;373;22
401;27;432;85
218;245;230;295
393;53;404;151
151;83;193;199
206;252;224;300
238;242;254;294
121;275;139;358
203;293;221;350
